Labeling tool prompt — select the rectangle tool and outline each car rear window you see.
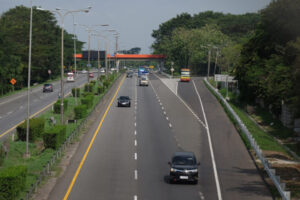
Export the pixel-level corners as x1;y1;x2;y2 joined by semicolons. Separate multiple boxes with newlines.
120;96;129;100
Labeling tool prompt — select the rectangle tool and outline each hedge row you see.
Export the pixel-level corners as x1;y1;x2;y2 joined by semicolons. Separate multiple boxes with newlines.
54;99;68;114
74;105;87;119
0;165;27;200
17;118;45;142
0;144;4;166
81;95;94;108
43;125;66;150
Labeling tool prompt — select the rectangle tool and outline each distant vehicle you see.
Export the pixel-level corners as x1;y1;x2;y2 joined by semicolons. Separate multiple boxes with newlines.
89;72;94;78
67;72;75;82
117;96;131;107
100;68;105;73
138;66;149;77
43;83;53;92
126;72;133;78
180;68;190;82
81;70;87;74
139;75;149;86
110;67;117;72
168;152;199;184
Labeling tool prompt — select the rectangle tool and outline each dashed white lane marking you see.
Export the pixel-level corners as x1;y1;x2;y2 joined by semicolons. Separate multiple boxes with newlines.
134;153;137;160
134;170;138;180
166;117;169;121
134;139;137;146
7;111;12;115
161;106;164;110
159;102;162;106
199;192;205;200
169;123;172;128
134;130;137;135
134;195;138;200
0;116;2;119
192;80;222;200
163;111;166;115
134;123;136;127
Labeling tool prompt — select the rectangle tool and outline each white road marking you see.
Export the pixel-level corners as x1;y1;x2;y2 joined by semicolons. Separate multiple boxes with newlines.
166;117;169;121
0;116;2;119
134;122;136;127
134;139;137;146
193;80;222;200
134;153;137;160
19;106;23;109
7;111;12;115
134;130;137;135
163;111;166;115
169;123;172;128
161;106;164;110
134;195;138;200
198;192;205;200
160;102;162;106
134;170;138;180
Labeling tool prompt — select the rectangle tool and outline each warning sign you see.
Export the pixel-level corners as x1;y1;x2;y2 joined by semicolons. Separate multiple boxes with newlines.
10;78;16;85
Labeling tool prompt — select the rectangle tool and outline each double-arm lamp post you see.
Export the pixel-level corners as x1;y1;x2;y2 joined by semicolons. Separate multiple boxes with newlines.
37;6;91;125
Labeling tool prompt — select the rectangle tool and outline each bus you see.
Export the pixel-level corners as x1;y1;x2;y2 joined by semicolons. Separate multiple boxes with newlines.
138;66;148;77
180;68;190;82
67;72;75;82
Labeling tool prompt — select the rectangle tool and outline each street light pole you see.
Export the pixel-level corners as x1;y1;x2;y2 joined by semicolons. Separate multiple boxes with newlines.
26;0;33;157
72;16;78;105
38;7;91;124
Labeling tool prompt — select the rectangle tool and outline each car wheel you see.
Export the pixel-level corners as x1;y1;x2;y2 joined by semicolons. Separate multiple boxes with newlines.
128;103;131;107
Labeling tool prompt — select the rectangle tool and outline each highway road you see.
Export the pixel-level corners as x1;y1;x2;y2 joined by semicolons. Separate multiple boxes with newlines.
0;72;99;141
47;73;272;200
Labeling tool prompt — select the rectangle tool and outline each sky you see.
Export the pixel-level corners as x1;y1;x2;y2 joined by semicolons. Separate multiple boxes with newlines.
0;0;271;54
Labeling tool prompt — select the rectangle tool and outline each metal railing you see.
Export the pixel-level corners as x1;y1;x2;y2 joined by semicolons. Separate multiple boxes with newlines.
204;78;291;200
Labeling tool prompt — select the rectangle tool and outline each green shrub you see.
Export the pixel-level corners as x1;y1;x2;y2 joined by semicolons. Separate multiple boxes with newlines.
99;75;106;81
81;95;94;108
82;92;93;97
16;117;45;142
72;88;80;97
0;165;27;200
43;125;66;149
0;144;4;166
84;83;89;92
97;86;104;94
54;99;68;114
90;80;96;84
103;80;110;88
74;105;87;119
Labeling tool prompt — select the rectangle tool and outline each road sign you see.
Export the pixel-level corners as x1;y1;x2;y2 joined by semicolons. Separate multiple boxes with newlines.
10;78;16;85
214;74;236;82
149;65;154;69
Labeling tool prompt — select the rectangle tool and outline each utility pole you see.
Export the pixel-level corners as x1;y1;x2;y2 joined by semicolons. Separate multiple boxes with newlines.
207;48;211;79
213;49;219;76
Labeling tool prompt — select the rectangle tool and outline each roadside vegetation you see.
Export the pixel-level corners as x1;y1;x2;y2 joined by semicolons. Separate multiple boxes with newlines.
0;6;84;97
0;72;120;200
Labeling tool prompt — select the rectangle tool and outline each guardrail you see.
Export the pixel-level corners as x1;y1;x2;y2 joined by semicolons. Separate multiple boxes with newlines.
204;78;291;200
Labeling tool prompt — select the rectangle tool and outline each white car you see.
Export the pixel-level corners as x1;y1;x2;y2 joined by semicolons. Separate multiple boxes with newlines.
139;76;149;86
81;70;87;74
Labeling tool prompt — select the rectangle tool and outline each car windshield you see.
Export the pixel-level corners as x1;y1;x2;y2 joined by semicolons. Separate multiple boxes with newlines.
120;96;129;100
172;156;195;165
44;84;51;87
142;77;147;80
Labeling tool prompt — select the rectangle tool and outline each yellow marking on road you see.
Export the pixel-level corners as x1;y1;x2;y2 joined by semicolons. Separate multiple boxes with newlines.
0;82;86;139
63;75;126;200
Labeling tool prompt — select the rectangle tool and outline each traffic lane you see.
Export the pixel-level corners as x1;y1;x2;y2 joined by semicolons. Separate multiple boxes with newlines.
67;76;137;200
192;78;272;200
0;74;89;140
149;74;218;200
136;81;201;200
177;80;206;124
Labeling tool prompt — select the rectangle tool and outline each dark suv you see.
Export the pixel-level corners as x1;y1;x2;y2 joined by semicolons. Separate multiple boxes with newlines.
43;84;53;92
168;152;199;184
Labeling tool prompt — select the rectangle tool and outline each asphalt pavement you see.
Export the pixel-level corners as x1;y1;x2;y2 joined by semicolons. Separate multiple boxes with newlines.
0;72;99;141
45;73;273;200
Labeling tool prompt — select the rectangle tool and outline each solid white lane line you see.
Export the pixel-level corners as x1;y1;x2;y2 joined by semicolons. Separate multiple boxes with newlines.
134;170;138;180
192;80;222;200
134;140;137;146
134;153;137;160
134;195;138;200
